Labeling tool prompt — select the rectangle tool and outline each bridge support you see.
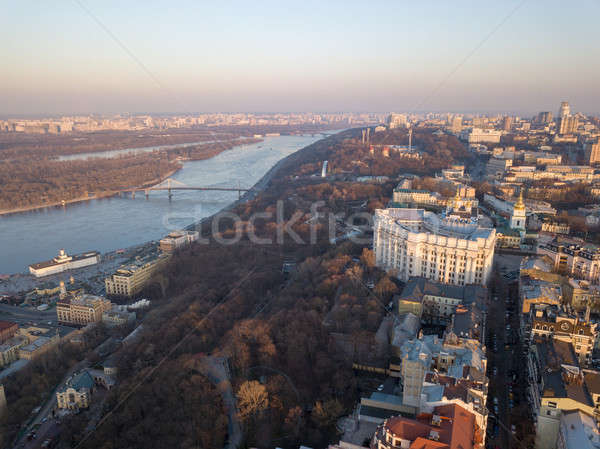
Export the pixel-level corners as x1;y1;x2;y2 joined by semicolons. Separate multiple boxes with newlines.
145;189;149;199
131;191;135;199
168;188;172;200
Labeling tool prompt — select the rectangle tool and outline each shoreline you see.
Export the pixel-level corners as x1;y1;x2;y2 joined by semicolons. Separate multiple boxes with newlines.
0;138;264;217
0;131;343;279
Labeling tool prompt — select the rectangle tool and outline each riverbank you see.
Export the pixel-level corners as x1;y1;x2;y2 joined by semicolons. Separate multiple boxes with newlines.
0;138;266;216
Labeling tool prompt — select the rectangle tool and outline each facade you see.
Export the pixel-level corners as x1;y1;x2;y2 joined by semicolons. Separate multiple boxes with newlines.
396;277;487;326
538;241;600;285
370;403;483;449
559;115;578;135
392;189;441;206
528;337;600;449
0;321;18;344
485;157;512;178
57;294;112;326
56;370;95;410
541;220;570;235
19;335;59;360
585;140;600;165
530;306;597;366
0;336;27;367
461;128;502;144
374;208;495;286
29;249;100;277
105;253;170;298
159;230;200;252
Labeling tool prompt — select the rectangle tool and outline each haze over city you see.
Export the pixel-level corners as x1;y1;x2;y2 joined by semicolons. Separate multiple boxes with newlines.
4;3;600;449
2;0;600;115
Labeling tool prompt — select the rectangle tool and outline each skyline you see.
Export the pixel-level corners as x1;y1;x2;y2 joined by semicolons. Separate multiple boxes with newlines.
2;0;600;115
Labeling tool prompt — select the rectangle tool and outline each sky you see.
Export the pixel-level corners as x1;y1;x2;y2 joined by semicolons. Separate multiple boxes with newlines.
1;0;599;116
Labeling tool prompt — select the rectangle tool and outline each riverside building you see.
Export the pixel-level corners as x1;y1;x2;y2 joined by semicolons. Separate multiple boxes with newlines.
28;249;100;277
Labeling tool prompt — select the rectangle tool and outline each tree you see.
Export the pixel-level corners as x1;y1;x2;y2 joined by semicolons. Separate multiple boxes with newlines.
311;399;344;428
237;381;269;420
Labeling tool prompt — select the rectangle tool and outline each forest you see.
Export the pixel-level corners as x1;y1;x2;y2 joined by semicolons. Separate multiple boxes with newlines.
0;127;462;448
0;138;258;212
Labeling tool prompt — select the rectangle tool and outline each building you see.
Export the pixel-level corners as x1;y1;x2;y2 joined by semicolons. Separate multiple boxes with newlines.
370;403;484;449
559;101;571;119
102;306;136;326
519;276;563;314
585;139;600;165
105;253;170;298
159;230;199;252
18;335;59;360
530;305;597;366
0;321;18;344
396;278;487;326
557;410;600;449
485;157;512;178
0;336;27;367
541;220;570;235
563;279;600;310
387;113;407;129
538;240;600;285
56;370;95;410
374;208;496;286
510;191;527;230
559;115;578;135
528;337;600;449
56;294;112;326
392;189;441;206
537;111;553;124
461;128;502;144
28;249;100;277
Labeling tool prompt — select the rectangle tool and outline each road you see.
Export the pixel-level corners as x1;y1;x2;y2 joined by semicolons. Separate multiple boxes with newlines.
196;356;242;449
0;303;56;325
486;254;533;449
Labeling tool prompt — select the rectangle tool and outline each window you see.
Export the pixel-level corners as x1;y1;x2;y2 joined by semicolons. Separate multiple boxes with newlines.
548;401;557;408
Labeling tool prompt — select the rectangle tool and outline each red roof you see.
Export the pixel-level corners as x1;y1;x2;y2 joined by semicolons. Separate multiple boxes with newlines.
382;403;477;449
0;320;17;331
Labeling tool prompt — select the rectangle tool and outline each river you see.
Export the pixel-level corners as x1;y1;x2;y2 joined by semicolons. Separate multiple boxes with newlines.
0;132;335;274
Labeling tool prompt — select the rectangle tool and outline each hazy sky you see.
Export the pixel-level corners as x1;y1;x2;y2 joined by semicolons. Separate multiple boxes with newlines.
1;0;599;115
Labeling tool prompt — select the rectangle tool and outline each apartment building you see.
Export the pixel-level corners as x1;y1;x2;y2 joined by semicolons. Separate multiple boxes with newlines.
538;240;600;285
374;208;496;286
370;403;483;449
530;305;597;366
105;253;170;298
56;294;112;326
0;321;18;344
392;188;441;206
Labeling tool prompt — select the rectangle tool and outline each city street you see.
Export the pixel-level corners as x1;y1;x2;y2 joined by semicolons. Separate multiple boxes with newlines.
486;254;534;449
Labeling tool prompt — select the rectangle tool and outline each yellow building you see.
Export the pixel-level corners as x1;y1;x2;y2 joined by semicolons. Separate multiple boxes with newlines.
56;370;95;410
56;294;112;326
105;254;170;298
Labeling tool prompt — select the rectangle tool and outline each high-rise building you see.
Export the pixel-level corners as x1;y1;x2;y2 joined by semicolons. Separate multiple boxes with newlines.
559;101;571;119
558;115;578;135
585;139;600;165
373;208;496;286
503;116;513;132
387;113;407;129
449;115;462;134
537;111;553;124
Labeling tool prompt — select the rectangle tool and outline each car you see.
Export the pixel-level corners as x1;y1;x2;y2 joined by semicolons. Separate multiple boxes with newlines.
492;367;498;376
493;397;499;405
377;384;384;391
511;424;516;434
494;405;499;414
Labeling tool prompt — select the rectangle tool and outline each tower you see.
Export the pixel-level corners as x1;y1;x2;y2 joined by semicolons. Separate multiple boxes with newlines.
558;101;570;119
510;190;526;230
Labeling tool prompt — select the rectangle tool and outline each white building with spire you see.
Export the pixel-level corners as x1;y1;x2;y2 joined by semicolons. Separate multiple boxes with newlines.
510;191;527;230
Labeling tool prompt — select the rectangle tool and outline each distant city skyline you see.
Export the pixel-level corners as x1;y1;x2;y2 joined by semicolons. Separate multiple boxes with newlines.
2;0;600;115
